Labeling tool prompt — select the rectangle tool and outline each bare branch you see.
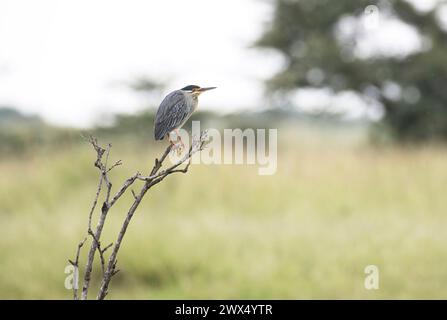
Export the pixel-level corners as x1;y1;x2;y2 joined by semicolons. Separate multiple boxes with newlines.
149;144;173;176
131;189;138;200
102;242;113;253
108;173;140;207
104;147;115;205
170;159;191;174
72;131;208;300
137;133;207;182
87;229;108;276
99;241;113;276
88;175;103;232
81;137;113;300
107;160;122;173
96;131;208;300
86;135;106;170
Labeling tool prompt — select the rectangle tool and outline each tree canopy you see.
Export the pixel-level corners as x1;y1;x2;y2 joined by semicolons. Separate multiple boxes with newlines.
256;0;447;142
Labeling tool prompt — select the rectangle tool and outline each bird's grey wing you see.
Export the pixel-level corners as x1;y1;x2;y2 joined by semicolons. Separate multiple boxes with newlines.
154;90;192;140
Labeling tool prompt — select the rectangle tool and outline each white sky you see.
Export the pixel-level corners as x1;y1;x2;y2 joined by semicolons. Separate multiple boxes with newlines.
0;0;442;127
0;0;279;126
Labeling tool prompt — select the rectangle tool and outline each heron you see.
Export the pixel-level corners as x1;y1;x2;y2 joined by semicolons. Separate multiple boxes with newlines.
154;85;216;149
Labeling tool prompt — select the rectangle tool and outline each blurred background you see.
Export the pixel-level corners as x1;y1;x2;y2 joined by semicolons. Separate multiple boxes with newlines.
1;0;447;299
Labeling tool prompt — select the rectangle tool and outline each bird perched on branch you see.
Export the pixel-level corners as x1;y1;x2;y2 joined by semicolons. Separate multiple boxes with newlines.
154;85;216;149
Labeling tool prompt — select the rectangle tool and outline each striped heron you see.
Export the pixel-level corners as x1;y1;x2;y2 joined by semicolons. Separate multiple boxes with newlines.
154;85;216;148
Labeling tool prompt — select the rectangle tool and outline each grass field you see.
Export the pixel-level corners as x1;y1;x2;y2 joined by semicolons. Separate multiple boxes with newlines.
1;126;447;299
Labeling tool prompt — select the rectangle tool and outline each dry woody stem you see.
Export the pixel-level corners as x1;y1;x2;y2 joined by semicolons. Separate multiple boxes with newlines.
69;132;207;300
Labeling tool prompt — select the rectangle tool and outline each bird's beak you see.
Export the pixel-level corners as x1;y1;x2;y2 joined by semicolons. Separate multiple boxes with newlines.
198;87;217;92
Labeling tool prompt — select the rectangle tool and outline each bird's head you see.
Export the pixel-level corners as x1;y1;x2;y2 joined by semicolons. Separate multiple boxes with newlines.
181;85;217;97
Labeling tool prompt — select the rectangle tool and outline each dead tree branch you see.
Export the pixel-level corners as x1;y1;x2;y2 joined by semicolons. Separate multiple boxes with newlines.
72;132;207;300
68;237;87;300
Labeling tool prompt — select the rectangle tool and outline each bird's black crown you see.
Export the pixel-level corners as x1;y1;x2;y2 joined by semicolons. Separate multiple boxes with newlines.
181;85;200;91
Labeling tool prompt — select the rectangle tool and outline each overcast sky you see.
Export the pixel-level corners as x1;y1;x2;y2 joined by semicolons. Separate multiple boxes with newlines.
0;0;441;127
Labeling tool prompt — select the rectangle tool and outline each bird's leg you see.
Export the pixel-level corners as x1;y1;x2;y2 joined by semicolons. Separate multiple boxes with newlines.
168;129;184;156
167;131;182;155
167;133;175;146
174;129;185;149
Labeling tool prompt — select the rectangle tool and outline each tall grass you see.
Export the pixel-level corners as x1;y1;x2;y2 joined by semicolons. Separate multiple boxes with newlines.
1;127;446;299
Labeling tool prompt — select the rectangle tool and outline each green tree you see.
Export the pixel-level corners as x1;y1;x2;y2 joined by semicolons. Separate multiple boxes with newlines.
256;0;447;142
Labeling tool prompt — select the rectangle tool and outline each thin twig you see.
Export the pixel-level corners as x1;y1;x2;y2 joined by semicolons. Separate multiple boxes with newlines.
88;175;103;232
108;173;140;207
107;160;122;173
87;229;108;276
98;242;113;275
69;237;87;300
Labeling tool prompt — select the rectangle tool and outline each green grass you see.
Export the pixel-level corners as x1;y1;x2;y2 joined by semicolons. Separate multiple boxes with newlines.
1;128;447;299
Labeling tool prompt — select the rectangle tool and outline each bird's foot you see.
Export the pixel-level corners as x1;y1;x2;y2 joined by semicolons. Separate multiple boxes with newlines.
172;132;185;155
171;142;184;156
